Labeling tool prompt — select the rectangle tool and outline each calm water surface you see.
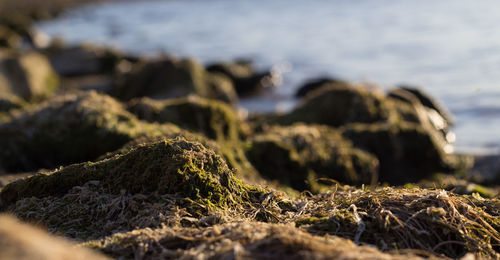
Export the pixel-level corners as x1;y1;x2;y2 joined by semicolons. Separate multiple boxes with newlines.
38;0;500;154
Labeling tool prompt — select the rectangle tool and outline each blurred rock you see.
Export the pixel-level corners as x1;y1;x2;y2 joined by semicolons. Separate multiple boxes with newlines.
0;91;183;173
0;50;59;101
295;77;347;97
342;122;457;184
112;57;238;104
246;123;379;191
207;60;280;96
0;215;109;260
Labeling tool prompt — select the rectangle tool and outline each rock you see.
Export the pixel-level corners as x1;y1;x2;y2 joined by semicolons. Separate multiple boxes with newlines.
394;85;455;125
246;124;379;191
388;87;456;148
0;138;266;239
273;83;393;127
295;77;347;97
112;57;238;104
0;25;21;48
44;43;125;77
342;122;457;184
0;215;109;260
128;95;244;142
207;60;279;96
0;91;183;173
0;50;59;101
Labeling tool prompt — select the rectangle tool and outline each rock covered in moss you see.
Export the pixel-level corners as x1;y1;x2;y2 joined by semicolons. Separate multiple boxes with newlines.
128;95;244;142
85;222;419;260
0;93;24;112
342;122;457;184
207;60;280;96
0;90;182;172
273;84;393;127
0;215;109;260
44;43;125;77
111;56;238;104
295;188;500;259
246;124;379;191
0;139;266;239
0;50;59;101
295;77;348;98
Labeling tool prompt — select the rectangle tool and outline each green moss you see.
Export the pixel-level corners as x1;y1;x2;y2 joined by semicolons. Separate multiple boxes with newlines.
0;91;183;172
269;84;393;127
1;138;268;239
246;124;379;191
127;95;244;142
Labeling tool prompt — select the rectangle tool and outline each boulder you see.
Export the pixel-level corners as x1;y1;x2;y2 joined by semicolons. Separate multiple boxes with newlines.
112;57;238;104
128;95;244;142
0;25;21;48
342;122;457;184
295;77;347;97
0;91;183;173
0;139;266;239
0;50;59;101
272;83;393;127
44;43;125;77
0;215;109;260
246;124;379;191
207;60;279;96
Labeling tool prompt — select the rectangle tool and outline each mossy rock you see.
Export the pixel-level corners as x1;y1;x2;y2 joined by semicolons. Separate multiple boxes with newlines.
246;124;379;191
0;94;24;112
0;50;59;101
295;77;348;98
271;84;393;127
44;43;125;77
206;60;278;96
295;188;500;259
342;122;456;184
0;139;266;239
127;95;244;142
0;91;183;173
111;57;238;104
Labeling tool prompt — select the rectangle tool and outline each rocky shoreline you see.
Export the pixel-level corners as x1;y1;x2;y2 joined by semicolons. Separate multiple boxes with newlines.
0;1;499;259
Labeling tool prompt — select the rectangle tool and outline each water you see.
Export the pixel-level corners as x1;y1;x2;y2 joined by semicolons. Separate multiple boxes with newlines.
37;0;500;154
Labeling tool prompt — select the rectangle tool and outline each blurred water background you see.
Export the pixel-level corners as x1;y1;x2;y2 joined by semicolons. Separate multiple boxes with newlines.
37;0;500;155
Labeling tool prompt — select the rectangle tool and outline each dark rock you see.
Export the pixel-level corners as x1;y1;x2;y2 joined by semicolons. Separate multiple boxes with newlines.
112;57;238;104
246;124;379;191
207;60;279;96
295;77;347;97
272;83;393;127
0;91;183;173
342;122;457;184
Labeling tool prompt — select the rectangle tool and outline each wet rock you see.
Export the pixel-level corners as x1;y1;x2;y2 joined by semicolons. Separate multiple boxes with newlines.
207;60;279;96
112;57;238;104
44;43;125;77
393;85;454;125
272;83;393;127
295;77;347;98
0;50;59;101
342;122;457;184
246;124;379;191
0;139;266;239
0;91;183;173
0;215;109;260
128;95;244;142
